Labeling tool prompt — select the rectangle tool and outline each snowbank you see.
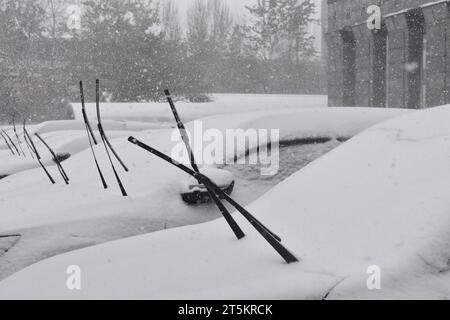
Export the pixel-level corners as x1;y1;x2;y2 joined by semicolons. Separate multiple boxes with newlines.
70;94;327;123
0;105;432;299
0;107;408;232
0;120;166;177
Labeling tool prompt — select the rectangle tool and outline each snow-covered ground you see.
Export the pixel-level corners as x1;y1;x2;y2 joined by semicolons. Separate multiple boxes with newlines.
0;100;417;299
2;94;325;178
0;120;167;177
71;94;327;122
0;107;408;232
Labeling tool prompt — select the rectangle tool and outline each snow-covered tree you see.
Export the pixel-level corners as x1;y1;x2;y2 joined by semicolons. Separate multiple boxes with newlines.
162;0;182;43
80;0;163;101
243;0;318;93
0;0;59;120
246;0;316;62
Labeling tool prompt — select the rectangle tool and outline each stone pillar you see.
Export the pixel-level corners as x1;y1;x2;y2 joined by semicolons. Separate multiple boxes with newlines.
326;31;344;106
353;24;373;107
385;13;408;108
423;3;449;107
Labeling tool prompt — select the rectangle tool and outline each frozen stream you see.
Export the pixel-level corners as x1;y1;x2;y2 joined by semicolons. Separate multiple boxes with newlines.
0;139;341;280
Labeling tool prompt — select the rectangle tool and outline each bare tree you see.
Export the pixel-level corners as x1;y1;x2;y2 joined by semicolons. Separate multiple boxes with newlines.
208;0;233;53
187;0;210;56
246;0;316;62
187;0;233;56
162;0;182;43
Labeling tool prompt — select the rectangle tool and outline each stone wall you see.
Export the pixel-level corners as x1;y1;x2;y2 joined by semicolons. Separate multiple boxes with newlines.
326;0;450;108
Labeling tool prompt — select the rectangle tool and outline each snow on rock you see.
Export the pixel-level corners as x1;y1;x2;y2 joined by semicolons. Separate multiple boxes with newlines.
0;105;438;299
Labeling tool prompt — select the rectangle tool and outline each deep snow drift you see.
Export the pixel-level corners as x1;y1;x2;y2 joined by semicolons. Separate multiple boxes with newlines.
0;120;165;177
70;94;327;123
1;105;442;299
0;107;408;232
0;106;409;284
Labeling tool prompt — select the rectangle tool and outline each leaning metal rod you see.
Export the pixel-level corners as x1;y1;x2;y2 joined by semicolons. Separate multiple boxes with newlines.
0;131;15;155
128;137;297;264
1;129;20;155
96;79;129;172
164;89;245;240
164;90;199;171
165;89;280;241
35;133;69;184
0;234;21;239
12;117;26;157
22;120;35;158
129;136;281;241
24;128;55;184
79;81;98;145
80;81;107;189
96;80;127;196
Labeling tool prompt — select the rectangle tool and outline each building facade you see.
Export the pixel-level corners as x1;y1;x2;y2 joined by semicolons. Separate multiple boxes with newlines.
325;0;450;109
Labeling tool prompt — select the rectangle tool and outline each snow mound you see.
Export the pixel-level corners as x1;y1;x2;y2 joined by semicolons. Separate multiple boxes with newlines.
0;108;408;233
0;106;427;299
0;120;164;177
180;167;234;194
70;94;327;123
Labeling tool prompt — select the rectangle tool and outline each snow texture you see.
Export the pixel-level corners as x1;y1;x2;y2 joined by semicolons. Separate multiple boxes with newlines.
0;102;422;299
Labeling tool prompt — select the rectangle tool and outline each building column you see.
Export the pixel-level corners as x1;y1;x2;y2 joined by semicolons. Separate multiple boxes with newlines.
353;24;373;107
326;31;344;106
423;3;449;107
385;13;408;108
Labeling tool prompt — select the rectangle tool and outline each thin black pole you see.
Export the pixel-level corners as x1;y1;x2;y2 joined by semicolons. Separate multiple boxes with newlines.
79;81;98;145
35;133;69;184
164;90;199;171
96;80;127;196
165;89;245;240
96;79;128;172
0;130;15;155
1;129;20;155
22;120;35;158
166;90;284;242
79;81;107;189
24;128;55;184
12;117;26;157
128;137;298;264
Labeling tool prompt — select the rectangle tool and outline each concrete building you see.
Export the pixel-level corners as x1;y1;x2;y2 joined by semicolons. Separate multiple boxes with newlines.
325;0;450;109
